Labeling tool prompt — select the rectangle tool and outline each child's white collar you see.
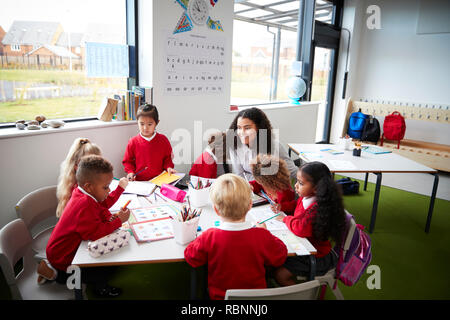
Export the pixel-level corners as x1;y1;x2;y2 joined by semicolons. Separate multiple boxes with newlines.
205;146;218;162
302;196;316;209
218;220;253;231
140;131;157;142
77;186;98;203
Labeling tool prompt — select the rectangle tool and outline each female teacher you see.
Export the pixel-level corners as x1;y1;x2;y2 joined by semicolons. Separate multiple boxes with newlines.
228;107;297;182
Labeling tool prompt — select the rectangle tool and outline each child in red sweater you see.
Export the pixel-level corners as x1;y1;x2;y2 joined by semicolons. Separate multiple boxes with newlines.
184;173;287;300
123;104;176;181
189;131;227;179
273;161;346;286
38;155;131;297
249;154;296;215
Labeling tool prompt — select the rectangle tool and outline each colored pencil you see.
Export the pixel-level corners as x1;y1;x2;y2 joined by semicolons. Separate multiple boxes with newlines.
258;213;281;224
122;199;132;210
260;190;276;206
134;166;148;177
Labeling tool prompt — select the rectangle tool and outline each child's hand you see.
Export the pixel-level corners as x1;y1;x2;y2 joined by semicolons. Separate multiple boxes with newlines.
127;172;135;181
270;203;281;213
118;177;129;189
275;212;286;222
167;168;177;176
249;184;254;191
255;222;267;229
117;207;130;223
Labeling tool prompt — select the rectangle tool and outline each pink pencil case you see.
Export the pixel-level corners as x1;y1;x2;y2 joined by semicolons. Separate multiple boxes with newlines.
160;184;186;202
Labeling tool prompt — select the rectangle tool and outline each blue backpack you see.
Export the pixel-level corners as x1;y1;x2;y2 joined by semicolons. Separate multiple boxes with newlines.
347;109;368;139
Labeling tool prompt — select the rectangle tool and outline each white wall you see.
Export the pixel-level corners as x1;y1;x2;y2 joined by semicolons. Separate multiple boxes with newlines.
330;0;450;145
0;123;137;228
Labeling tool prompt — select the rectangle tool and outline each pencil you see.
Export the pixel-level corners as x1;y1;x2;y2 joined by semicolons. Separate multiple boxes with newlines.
122;199;132;210
258;213;281;224
260;190;276;207
134;166;148;178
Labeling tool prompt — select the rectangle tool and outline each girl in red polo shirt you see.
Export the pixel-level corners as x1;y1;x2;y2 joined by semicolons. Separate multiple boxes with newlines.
123;104;176;181
273;161;346;286
249;154;296;215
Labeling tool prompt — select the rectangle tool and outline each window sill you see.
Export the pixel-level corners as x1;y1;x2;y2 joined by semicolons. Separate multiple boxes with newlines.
228;101;322;113
0;119;137;140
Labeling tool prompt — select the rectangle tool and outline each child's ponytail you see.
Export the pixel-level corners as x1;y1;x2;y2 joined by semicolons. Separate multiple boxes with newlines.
56;138;101;217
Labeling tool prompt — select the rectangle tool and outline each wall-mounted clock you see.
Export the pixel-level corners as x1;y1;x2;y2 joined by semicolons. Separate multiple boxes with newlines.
188;0;210;26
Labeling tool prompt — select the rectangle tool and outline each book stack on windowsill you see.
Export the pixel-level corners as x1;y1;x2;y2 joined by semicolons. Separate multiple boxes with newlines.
98;86;153;122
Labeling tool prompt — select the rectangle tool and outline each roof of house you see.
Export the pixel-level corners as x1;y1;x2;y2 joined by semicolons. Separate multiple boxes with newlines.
1;21;62;46
26;44;79;58
56;32;84;47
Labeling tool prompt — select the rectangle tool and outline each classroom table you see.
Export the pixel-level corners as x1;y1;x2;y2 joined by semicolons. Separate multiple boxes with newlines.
71;191;317;300
288;143;439;234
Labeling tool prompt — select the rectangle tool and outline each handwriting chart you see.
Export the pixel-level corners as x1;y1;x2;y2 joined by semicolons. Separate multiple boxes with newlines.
164;32;225;95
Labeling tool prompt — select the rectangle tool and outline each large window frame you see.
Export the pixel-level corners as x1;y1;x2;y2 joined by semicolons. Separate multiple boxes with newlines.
0;0;138;128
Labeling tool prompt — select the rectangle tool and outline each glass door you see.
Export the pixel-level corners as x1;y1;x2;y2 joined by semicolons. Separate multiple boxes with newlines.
311;46;333;143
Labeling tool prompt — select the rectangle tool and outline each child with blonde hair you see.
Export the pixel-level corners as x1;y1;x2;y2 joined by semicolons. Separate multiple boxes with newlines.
56;138;128;218
184;173;287;300
250;154;296;215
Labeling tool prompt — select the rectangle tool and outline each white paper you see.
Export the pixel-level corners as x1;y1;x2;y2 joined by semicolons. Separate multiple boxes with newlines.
274;231;311;256
248;207;288;232
328;160;357;171
109;180;157;196
109;194;140;213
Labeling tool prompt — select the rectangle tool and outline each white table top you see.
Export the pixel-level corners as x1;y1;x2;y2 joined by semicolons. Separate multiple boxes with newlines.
288;143;437;173
72;194;316;267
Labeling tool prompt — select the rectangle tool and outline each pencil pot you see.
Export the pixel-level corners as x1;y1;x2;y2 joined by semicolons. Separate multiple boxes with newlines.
188;185;211;207
171;216;200;245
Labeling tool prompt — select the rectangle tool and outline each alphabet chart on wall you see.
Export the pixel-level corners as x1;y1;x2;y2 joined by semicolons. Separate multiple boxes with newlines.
164;32;225;96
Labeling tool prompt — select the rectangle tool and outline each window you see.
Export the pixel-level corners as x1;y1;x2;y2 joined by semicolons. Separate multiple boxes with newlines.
0;0;131;124
231;1;298;106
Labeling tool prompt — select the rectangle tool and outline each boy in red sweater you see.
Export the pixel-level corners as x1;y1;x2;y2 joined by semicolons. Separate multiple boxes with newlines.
184;173;287;300
189;131;227;179
123;104;176;181
37;155;130;297
249;154;296;215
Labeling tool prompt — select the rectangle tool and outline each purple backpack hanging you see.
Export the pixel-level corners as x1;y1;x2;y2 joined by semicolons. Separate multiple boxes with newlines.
334;212;372;287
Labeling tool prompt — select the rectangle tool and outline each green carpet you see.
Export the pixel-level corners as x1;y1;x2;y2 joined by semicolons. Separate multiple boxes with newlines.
1;175;449;300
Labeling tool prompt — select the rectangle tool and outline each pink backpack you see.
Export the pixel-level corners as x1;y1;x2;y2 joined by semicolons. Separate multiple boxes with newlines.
334;212;372;286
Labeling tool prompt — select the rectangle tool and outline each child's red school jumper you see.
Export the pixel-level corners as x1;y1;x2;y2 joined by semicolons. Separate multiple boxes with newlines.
189;147;218;179
46;186;124;272
283;197;331;258
249;180;296;215
184;221;287;300
122;133;174;181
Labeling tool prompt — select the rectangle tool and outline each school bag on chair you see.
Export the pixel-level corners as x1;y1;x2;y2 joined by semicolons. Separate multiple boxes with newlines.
334;212;372;287
361;116;381;143
347;109;369;139
380;111;406;149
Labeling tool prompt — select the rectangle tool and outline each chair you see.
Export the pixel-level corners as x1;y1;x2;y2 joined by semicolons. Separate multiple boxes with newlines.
0;219;74;300
15;185;58;262
297;210;357;300
224;280;321;300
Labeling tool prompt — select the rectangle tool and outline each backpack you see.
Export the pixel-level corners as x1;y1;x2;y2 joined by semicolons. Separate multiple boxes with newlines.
380;111;406;149
361;116;381;143
347;109;369;139
336;177;359;195
334;213;372;287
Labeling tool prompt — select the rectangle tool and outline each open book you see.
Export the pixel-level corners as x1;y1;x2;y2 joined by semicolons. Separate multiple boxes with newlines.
129;205;179;242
